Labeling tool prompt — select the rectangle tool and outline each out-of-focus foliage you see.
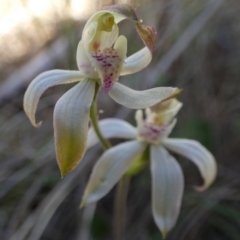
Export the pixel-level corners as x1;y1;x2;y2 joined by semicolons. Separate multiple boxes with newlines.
1;0;240;239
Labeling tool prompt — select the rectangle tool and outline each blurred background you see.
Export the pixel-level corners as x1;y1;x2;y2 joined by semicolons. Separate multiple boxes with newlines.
0;0;240;239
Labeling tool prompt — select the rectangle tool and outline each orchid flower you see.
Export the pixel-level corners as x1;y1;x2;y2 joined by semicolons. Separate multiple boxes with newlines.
82;98;217;237
23;4;180;176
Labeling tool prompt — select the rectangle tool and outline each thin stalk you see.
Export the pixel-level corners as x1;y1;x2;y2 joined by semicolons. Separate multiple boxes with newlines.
81;83;112;240
89;82;130;240
113;175;131;240
90;83;111;150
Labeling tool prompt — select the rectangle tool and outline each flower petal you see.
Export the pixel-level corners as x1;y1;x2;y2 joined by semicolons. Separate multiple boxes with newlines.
76;40;98;79
109;82;180;109
54;80;95;177
121;47;152;76
150;145;184;237
81;141;147;206
163;138;217;191
24;70;84;127
87;118;137;149
89;35;127;93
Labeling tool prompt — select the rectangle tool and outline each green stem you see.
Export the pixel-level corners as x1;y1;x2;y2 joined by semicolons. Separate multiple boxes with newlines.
89;82;130;240
90;83;111;150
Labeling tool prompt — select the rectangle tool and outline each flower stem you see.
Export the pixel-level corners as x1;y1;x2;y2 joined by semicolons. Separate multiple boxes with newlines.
89;82;129;240
113;175;130;240
90;83;111;150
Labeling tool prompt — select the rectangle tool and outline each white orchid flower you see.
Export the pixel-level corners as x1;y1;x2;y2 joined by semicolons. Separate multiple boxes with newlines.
23;4;180;176
82;98;217;237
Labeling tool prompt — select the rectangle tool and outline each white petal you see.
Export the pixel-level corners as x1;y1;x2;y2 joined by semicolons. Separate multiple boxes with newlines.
24;70;84;127
121;47;152;76
54;80;95;176
76;40;98;79
163;138;217;191
151;145;184;237
109;82;180;109
87;118;137;149
81;141;147;206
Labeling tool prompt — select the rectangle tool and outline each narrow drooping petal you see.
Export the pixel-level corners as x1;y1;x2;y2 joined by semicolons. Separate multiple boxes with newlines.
24;70;85;127
81;141;147;206
163;138;217;191
54;80;95;177
87;118;137;149
89;35;127;93
150;145;184;237
76;40;98;79
121;47;152;76
109;82;180;109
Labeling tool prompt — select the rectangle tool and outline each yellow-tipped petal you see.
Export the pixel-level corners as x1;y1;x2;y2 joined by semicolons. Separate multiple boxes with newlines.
109;82;180;109
163;138;217;191
150;145;184;236
23;70;85;127
82;141;147;206
54;80;95;177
